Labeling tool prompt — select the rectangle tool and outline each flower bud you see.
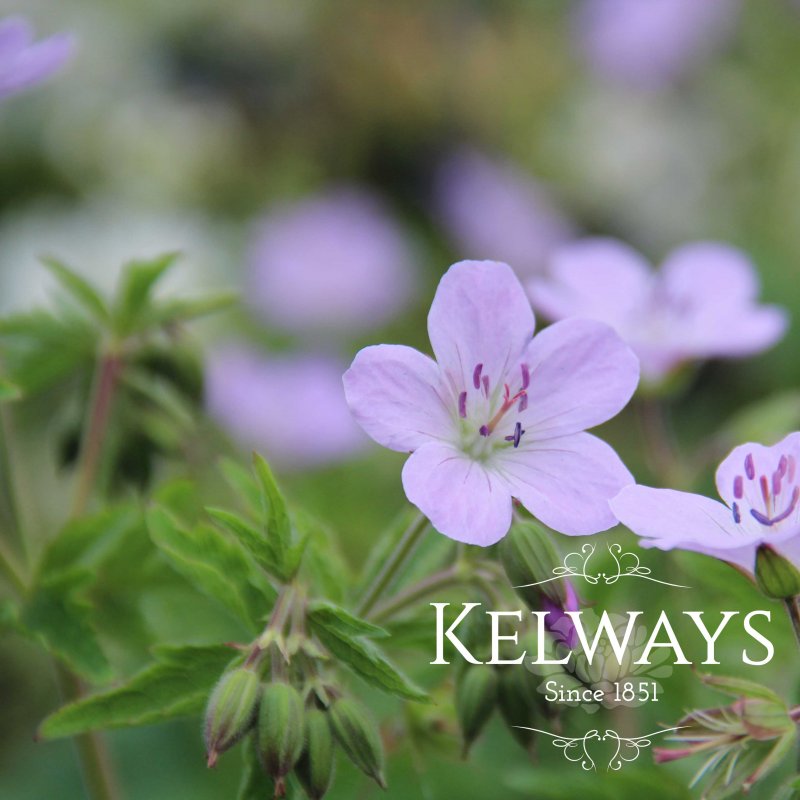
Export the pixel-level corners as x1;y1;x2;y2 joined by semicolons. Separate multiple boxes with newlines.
497;666;545;752
500;520;566;608
257;681;305;795
328;697;386;789
755;545;800;600
455;666;497;756
296;707;335;800
204;667;260;767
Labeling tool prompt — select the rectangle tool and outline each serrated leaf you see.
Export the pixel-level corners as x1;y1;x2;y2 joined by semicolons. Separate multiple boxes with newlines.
38;644;235;740
220;458;261;512
112;253;179;336
701;673;784;704
21;573;111;683
146;507;272;631
41;257;109;323
310;617;427;702
206;507;281;578
308;601;388;639
252;453;295;580
0;378;22;401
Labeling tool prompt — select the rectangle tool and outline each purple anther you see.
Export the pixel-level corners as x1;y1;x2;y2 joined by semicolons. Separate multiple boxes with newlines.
473;363;483;390
504;422;524;448
789;456;797;483
733;475;744;500
518;393;528;413
732;502;741;524
479;424;490;437
779;455;789;477
773;470;783;497
744;453;755;480
771;486;800;525
750;508;773;526
760;475;770;506
458;391;467;419
482;375;490;397
520;363;530;390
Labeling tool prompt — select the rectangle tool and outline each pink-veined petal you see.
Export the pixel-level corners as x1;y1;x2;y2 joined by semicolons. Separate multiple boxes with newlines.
520;318;639;439
401;441;513;546
427;260;534;393
343;344;453;453
497;432;634;535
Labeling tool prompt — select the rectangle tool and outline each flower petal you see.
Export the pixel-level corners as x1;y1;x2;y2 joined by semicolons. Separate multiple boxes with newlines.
610;485;754;559
497;432;634;535
529;237;652;327
427;260;534;392
401;441;512;546
521;318;640;439
343;344;453;452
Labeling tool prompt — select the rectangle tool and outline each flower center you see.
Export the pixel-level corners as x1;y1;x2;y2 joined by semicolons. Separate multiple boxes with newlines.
731;451;799;528
456;361;529;459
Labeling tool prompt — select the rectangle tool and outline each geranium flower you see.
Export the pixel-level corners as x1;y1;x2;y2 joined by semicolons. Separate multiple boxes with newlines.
206;344;367;470
0;16;75;101
246;186;415;336
343;260;639;546
573;0;739;90
433;148;575;277
529;238;788;385
611;432;800;575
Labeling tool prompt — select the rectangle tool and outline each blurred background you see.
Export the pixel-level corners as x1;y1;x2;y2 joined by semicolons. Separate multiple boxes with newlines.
3;0;800;798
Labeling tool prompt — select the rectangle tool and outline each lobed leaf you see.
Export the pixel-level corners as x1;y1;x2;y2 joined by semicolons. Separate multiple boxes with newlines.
40;257;109;323
307;601;388;639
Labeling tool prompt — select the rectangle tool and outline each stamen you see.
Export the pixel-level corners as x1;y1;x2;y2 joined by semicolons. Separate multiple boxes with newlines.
504;422;524;448
479;425;490;437
760;475;770;507
773;470;782;497
745;453;755;480
779;455;788;477
518;393;528;413
458;391;467;419
733;476;743;499
521;363;530;390
732;502;741;524
473;363;483;390
750;486;800;527
482;375;490;398
789;456;797;483
750;508;772;526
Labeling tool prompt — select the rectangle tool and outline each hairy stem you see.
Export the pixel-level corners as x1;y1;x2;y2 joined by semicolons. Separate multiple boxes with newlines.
72;352;122;517
370;566;464;623
54;664;121;800
356;512;429;618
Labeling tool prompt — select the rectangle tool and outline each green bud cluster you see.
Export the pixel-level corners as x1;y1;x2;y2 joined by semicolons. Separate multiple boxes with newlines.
204;666;261;768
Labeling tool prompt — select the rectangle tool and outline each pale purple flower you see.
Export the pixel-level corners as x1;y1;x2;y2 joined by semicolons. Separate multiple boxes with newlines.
611;432;800;575
343;260;639;546
433;148;576;277
246;187;415;335
206;345;367;469
574;0;739;89
529;238;788;385
0;16;75;101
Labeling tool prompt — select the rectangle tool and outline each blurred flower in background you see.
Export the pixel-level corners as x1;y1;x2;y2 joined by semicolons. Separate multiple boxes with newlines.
0;15;75;101
433;148;575;277
205;344;367;469
573;0;740;89
245;186;416;336
529;238;788;385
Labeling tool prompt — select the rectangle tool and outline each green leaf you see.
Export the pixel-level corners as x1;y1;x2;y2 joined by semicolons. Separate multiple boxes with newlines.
38;644;236;739
220;458;261;512
112;253;179;336
22;573;111;683
41;257;109;323
146;507;272;631
307;601;388;639
205;507;281;577
252;454;296;580
0;378;22;402
701;673;785;704
151;291;238;327
310;617;427;702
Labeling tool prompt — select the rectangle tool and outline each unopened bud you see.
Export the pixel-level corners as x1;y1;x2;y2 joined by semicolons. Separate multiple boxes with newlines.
296;707;335;800
755;545;800;600
500;520;566;608
328;697;386;789
455;666;497;756
257;681;305;795
497;666;545;752
204;667;260;767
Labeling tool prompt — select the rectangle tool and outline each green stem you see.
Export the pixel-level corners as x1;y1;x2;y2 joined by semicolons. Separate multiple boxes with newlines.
72;352;122;517
0;536;25;595
784;596;800;650
370;566;464;623
54;664;121;800
356;512;429;618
